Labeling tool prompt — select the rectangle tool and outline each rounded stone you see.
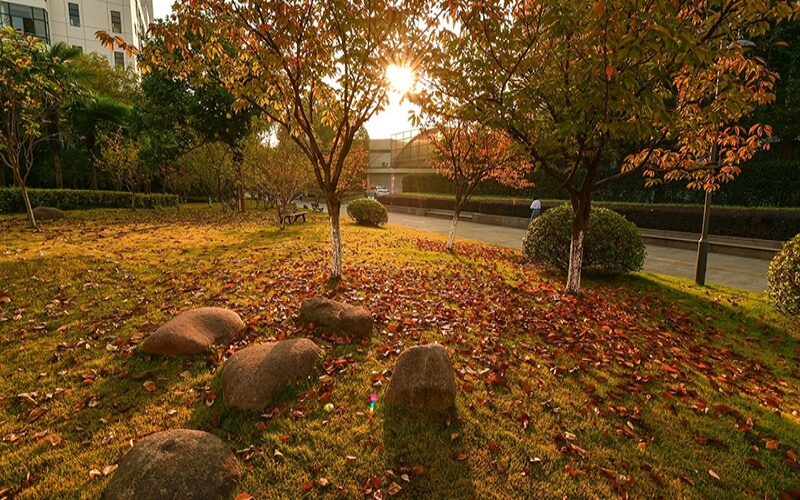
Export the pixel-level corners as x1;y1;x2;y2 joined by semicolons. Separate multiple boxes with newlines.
298;297;373;337
141;307;245;356
383;344;457;412
102;429;240;500
32;206;64;220
222;338;322;410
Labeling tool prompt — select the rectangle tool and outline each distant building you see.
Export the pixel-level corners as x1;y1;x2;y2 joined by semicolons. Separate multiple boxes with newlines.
366;129;435;194
1;0;153;68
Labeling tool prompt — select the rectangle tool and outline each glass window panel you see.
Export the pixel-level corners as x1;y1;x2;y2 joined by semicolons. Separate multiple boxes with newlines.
0;3;9;15
9;4;30;17
11;16;22;31
114;51;124;67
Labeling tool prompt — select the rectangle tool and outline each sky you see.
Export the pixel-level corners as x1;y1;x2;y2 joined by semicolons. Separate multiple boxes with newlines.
149;0;416;140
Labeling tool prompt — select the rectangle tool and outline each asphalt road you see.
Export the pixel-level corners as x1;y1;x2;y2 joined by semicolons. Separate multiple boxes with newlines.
386;211;771;293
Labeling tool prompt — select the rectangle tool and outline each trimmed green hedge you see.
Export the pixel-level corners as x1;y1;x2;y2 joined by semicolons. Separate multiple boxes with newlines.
402;159;800;208
0;188;179;213
346;198;388;226
379;194;800;241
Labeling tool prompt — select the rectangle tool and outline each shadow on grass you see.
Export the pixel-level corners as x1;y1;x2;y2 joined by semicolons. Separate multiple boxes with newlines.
381;405;476;499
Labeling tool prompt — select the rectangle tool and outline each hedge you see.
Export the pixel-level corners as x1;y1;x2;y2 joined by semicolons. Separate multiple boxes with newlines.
379;194;800;241
402;159;800;208
0;188;180;213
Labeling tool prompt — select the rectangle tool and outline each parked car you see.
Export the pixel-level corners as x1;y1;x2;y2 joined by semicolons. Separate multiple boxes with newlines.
375;186;390;196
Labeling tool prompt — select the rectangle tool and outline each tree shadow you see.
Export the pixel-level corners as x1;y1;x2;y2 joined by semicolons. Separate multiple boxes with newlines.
381;405;477;498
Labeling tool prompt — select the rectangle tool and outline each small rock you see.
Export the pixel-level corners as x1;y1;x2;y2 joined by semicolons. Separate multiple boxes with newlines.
222;338;322;410
298;297;372;337
32;207;64;220
141;307;244;356
383;344;456;412
102;429;240;500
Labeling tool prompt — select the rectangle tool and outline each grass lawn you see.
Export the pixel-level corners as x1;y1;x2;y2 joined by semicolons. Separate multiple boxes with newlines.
0;204;798;499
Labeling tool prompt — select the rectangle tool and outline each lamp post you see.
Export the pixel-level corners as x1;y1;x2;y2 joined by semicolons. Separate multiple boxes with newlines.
694;39;755;286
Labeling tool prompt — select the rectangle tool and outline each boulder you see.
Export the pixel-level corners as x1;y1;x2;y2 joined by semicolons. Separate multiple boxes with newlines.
141;307;244;356
32;206;64;220
383;344;456;412
222;338;322;410
298;297;373;337
102;429;240;500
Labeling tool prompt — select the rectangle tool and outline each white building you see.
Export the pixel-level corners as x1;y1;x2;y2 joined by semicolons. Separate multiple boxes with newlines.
0;0;152;68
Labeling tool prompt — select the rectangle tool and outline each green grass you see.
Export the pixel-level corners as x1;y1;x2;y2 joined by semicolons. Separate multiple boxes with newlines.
0;205;798;499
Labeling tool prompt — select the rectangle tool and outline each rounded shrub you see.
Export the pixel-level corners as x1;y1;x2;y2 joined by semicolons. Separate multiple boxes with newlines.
523;204;645;274
346;198;388;227
768;233;800;316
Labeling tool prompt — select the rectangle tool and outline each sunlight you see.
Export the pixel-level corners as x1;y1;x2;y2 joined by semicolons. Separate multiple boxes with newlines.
386;63;415;95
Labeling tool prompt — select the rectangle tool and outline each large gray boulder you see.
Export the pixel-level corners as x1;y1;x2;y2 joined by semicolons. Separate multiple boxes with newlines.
102;429;240;500
32;206;64;220
222;338;322;410
383;344;456;412
298;297;372;337
141;307;244;356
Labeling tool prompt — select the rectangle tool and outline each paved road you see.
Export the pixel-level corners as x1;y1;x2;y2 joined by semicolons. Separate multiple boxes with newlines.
386;211;771;293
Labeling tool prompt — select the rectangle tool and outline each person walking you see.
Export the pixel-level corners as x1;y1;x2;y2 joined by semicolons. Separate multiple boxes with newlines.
530;196;541;220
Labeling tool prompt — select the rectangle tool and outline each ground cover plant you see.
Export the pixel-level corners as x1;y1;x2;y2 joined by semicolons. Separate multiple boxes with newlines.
0;206;798;499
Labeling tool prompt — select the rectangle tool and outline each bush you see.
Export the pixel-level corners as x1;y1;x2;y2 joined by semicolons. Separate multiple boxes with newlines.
346;198;388;226
523;204;645;274
0;188;179;213
768;234;800;316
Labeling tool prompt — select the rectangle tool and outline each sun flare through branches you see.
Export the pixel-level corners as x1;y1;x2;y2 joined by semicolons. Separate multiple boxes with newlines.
386;63;415;95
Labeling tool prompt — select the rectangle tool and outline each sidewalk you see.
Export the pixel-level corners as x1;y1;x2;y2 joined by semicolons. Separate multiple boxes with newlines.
386;210;771;293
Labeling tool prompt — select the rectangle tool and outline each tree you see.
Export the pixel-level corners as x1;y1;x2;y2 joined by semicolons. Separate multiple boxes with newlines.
42;42;88;189
141;0;433;279
750;20;800;159
423;118;531;251
178;141;237;209
67;93;130;190
248;131;314;229
0;27;55;227
101;133;141;207
418;0;797;293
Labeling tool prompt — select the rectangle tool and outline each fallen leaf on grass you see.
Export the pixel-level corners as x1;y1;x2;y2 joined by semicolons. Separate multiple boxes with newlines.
387;482;402;495
565;465;577;477
233;493;254;500
101;465;118;476
142;381;156;392
25;407;47;423
708;470;720;481
746;458;764;469
301;482;313;492
455;453;468;461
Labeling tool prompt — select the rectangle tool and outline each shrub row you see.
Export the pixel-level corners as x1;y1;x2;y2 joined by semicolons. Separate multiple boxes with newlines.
402;158;800;208
0;188;179;213
379;194;800;241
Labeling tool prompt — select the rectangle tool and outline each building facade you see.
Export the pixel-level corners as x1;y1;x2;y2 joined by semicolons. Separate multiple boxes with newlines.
366;130;435;194
0;0;152;68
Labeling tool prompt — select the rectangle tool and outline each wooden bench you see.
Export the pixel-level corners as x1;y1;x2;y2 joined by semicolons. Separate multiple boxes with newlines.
310;201;325;213
280;211;308;225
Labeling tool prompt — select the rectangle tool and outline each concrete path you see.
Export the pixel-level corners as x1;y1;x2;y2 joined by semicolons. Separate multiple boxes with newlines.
386;211;771;293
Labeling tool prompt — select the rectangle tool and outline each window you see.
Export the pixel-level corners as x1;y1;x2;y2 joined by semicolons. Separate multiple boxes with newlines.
68;3;79;27
113;51;124;68
0;2;50;43
110;10;121;33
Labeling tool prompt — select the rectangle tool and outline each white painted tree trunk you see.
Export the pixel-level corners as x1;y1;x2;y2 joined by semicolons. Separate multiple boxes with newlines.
446;212;459;251
14;169;36;229
328;200;342;279
565;226;584;293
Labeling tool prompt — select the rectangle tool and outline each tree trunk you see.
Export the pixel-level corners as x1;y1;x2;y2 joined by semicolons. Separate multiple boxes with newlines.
232;148;246;213
446;209;460;251
14;168;36;229
327;198;342;280
565;199;591;294
0;169;5;187
48;121;64;189
86;135;99;190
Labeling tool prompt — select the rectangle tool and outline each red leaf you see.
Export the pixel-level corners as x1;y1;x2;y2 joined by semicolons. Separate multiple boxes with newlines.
455;453;468;461
565;465;577;477
746;458;764;469
301;481;314;492
234;494;254;500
